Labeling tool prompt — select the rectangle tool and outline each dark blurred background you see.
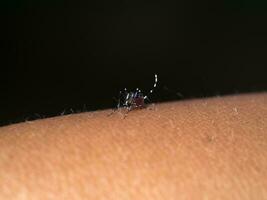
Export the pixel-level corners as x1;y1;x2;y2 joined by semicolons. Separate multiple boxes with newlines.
1;0;267;126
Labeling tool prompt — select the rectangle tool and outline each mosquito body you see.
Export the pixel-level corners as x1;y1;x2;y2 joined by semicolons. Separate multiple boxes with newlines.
117;74;158;111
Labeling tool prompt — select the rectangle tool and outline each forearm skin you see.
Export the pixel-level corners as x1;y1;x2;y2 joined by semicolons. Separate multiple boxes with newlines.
0;93;267;199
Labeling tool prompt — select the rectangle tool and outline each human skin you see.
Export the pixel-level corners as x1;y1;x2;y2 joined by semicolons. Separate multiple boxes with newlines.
0;93;267;200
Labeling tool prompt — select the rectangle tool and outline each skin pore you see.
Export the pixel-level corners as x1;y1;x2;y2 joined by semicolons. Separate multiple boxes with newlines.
0;93;267;199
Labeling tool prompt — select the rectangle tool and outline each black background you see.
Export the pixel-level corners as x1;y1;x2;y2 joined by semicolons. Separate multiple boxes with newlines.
1;0;267;126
